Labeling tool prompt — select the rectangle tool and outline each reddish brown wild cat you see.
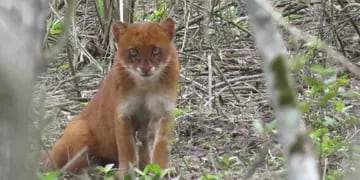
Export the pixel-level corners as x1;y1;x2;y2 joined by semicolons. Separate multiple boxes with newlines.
42;18;179;174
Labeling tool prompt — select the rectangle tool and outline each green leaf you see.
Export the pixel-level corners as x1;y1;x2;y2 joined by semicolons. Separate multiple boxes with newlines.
236;22;248;31
134;168;146;176
60;63;70;70
311;128;327;139
105;177;114;180
172;108;184;117
323;116;337;127
172;106;191;117
143;163;162;174
49;67;57;72
298;102;310;113
81;102;89;106
200;174;220;180
290;54;307;71
49;19;63;35
104;163;115;173
333;101;345;112
219;155;231;167
304;76;324;92
38;171;60;180
96;166;106;173
265;120;276;131
318;90;336;105
95;0;105;20
310;64;336;75
336;75;350;85
305;36;322;49
160;167;176;178
286;14;301;21
345;117;357;125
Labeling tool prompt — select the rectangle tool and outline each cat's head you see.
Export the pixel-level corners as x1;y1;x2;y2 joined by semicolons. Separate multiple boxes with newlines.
112;18;175;80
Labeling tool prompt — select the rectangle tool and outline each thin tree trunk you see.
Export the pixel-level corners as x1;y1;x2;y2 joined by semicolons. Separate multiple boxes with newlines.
0;0;48;179
243;0;320;179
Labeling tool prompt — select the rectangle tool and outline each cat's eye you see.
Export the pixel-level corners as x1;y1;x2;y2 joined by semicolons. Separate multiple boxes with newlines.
129;48;138;57
152;47;160;55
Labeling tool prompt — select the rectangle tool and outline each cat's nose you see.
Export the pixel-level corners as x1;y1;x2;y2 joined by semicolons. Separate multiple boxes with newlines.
141;67;152;76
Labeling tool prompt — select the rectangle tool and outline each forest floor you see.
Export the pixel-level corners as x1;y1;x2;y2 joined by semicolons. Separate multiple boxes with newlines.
36;0;360;179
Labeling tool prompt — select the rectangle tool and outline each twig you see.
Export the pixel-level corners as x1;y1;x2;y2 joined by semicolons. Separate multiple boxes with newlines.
180;74;207;94
212;51;242;103
244;142;269;179
180;0;191;51
207;54;213;108
213;74;263;89
215;14;253;37
51;73;102;94
337;1;360;42
60;146;89;173
175;1;236;32
66;43;81;97
322;158;328;180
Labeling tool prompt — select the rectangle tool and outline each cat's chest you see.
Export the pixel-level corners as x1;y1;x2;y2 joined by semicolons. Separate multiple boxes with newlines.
118;90;174;122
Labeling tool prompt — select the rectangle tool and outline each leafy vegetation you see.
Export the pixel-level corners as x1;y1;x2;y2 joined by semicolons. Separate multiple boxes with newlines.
146;1;168;21
38;171;60;180
47;18;63;35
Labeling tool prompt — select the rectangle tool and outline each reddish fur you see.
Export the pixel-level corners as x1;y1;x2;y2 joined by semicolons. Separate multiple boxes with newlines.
42;18;179;174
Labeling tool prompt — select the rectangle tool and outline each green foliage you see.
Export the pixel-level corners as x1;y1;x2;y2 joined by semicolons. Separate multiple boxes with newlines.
333;100;344;112
297;101;311;113
47;18;64;35
311;127;347;155
147;1;167;21
216;5;249;36
326;169;344;180
97;163;116;180
310;64;336;75
303;65;351;155
285;14;301;21
302;64;349;106
80;102;89;106
219;155;241;168
49;63;70;72
38;171;60;180
199;174;221;180
290;54;307;71
219;6;238;22
288;32;355;177
172;105;191;117
253;119;276;134
134;163;175;180
95;0;105;20
305;35;323;51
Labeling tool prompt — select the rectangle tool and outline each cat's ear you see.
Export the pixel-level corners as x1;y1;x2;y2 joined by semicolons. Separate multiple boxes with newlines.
161;17;175;40
112;21;127;41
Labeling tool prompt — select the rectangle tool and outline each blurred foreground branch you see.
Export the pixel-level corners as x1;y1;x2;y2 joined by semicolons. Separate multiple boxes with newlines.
0;0;48;179
244;0;319;179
